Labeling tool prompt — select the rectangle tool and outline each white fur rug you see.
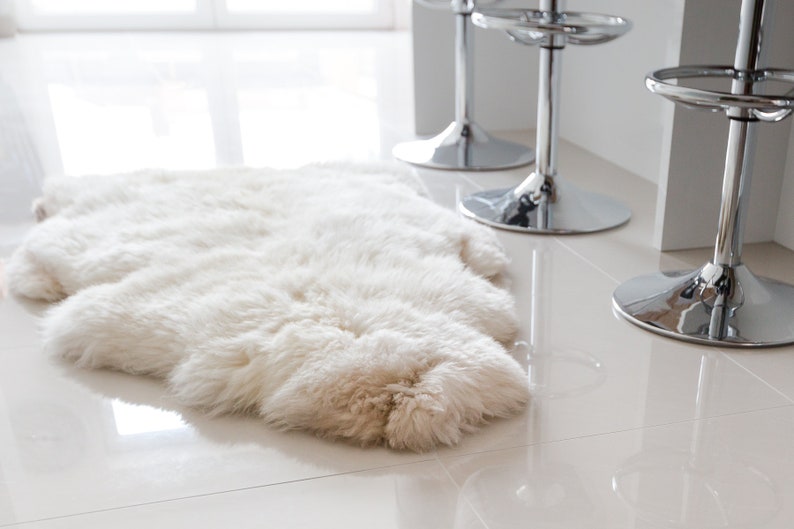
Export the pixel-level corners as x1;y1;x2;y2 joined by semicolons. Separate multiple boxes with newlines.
7;162;528;451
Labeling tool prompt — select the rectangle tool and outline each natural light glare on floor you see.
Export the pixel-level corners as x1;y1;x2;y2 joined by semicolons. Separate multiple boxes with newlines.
22;36;395;174
112;400;188;436
47;83;216;174
237;86;381;168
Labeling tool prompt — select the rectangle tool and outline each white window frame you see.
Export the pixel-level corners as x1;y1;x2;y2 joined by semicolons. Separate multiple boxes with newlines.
14;0;216;30
13;0;398;31
215;1;394;30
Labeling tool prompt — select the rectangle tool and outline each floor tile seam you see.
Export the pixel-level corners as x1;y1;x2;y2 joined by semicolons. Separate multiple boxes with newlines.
720;350;794;405
0;456;439;527
436;403;794;463
456;171;487;193
433;451;493;529
552;237;623;285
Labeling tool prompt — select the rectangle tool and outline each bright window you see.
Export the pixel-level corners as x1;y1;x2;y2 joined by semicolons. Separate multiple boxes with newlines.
226;0;378;14
29;0;198;14
15;0;215;30
14;0;399;30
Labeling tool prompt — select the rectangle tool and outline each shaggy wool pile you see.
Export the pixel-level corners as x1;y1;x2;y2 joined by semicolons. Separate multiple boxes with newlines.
7;161;528;451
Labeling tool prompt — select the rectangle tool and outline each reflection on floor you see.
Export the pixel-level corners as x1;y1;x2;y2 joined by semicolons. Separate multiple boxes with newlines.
1;30;794;529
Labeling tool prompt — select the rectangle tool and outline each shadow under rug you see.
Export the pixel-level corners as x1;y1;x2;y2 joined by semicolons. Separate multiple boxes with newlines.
7;161;528;451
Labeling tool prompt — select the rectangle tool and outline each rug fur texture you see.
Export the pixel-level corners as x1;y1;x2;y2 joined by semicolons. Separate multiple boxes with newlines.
7;161;528;451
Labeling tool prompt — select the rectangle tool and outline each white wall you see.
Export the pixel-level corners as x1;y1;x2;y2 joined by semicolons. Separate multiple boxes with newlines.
775;120;794;249
560;0;684;185
655;0;794;251
412;2;536;135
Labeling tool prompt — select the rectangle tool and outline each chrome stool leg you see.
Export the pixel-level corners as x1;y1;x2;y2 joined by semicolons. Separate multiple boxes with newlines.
392;0;535;171
458;0;632;233
613;0;794;347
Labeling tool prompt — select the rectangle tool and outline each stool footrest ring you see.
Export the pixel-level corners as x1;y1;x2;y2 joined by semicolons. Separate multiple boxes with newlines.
646;65;794;122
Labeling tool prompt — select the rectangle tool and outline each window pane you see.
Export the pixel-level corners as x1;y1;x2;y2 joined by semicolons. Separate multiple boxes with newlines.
30;0;197;14
226;0;377;14
43;45;216;174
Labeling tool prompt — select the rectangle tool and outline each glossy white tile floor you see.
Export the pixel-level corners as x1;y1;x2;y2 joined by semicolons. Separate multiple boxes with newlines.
1;30;794;528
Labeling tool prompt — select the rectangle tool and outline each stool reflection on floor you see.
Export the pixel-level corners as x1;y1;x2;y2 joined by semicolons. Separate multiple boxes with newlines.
613;0;794;347
458;0;632;234
392;0;534;171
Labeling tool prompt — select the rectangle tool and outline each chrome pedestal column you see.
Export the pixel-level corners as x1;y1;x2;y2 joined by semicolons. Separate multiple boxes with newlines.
392;0;534;171
459;1;632;233
613;0;794;347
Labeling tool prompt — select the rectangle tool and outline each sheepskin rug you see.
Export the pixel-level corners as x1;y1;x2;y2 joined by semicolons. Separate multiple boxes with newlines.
7;161;528;451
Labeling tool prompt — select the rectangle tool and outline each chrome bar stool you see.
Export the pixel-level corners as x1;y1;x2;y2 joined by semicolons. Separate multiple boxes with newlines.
613;0;794;347
392;0;535;171
458;0;632;233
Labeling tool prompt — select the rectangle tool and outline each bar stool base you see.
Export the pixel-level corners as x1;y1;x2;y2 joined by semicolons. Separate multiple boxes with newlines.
392;121;534;171
458;177;631;234
613;262;794;348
